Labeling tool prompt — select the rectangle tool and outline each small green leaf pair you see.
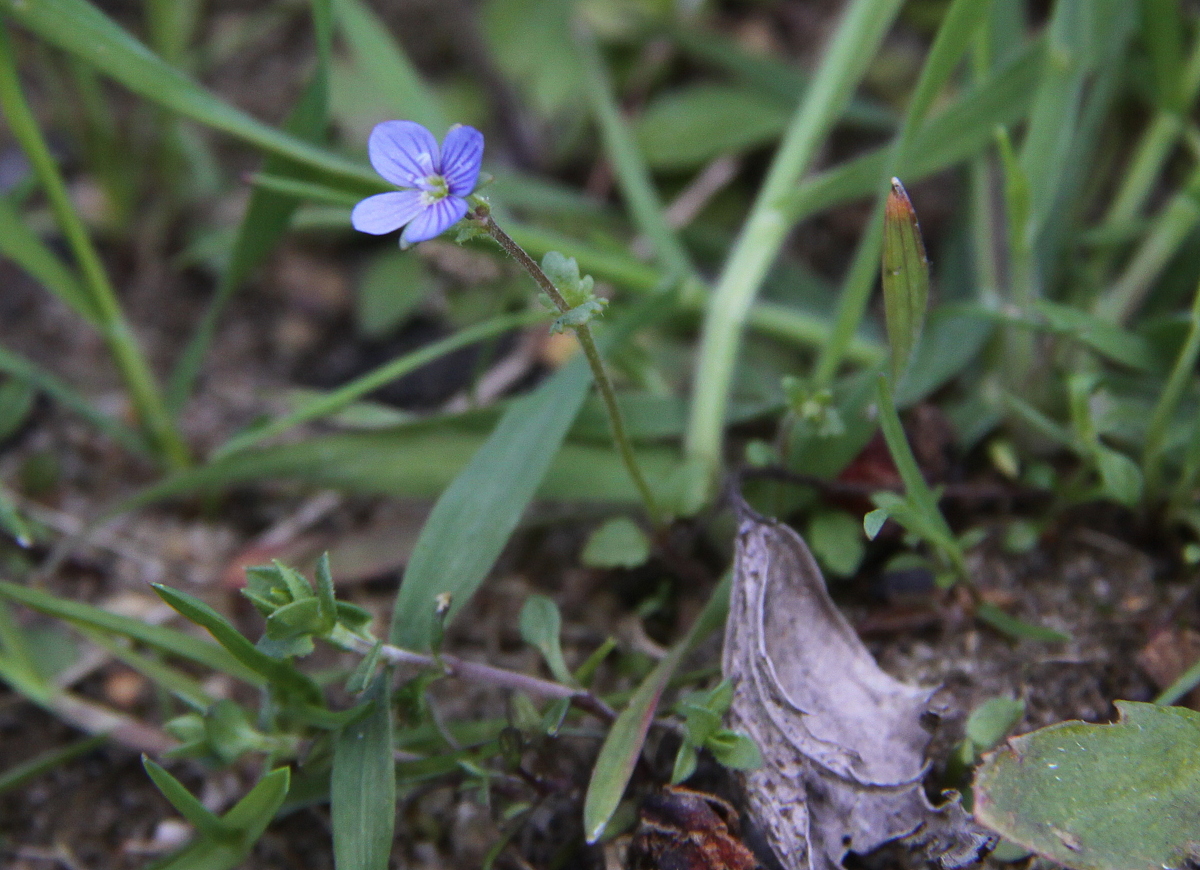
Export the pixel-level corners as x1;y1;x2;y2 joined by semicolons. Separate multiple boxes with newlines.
670;681;762;785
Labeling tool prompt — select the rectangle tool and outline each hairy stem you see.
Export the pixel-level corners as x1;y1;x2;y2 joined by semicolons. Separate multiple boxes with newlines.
480;211;664;525
339;632;615;721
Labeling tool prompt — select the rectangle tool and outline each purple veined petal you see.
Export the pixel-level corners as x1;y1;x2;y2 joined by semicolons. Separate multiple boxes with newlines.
400;195;468;247
440;125;484;197
368;121;440;189
351;190;427;235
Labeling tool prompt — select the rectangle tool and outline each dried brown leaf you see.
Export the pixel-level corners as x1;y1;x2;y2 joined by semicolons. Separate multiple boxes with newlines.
722;512;993;870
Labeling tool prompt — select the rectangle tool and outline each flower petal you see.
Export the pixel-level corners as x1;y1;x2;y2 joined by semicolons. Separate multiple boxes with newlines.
440;125;484;197
351;190;426;235
400;196;468;246
368;120;439;189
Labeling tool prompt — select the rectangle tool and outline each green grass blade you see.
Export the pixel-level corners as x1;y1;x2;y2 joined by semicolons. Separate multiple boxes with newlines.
813;0;991;387
781;36;1044;223
1142;279;1200;496
389;294;672;651
0;733;106;796
583;574;729;843
2;0;375;186
685;0;905;481
0;344;151;455
143;757;232;839
575;27;695;279
0;23;187;468
167;0;334;411
149;767;291;870
214;310;550;457
331;676;395;870
0;580;263;686
0;196;92;322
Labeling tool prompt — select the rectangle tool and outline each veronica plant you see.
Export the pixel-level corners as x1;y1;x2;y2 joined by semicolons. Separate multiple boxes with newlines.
351;119;662;523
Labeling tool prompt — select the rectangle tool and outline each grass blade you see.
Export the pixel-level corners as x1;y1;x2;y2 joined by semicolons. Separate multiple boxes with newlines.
2;0;374;186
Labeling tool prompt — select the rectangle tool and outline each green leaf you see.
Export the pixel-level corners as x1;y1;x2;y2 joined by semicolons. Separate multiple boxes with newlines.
975;602;1071;644
670;742;698;785
149;766;291;870
806;509;865;578
974;701;1200;870
634;85;789;170
355;252;434;338
0;581;263;686
881;179;930;383
1094;445;1144;508
332;676;395;870
2;0;372;185
143;756;233;840
583;575;730;843
0;196;91;322
152;584;322;704
705;730;763;771
580;517;651;569
482;0;581;118
518;595;572;686
964;697;1025;750
388;357;593;652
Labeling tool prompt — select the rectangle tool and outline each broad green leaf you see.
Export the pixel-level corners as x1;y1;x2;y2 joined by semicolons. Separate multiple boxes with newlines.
1035;300;1161;372
964;697;1025;750
519;595;572;685
332;676;395;870
583;575;730;843
974;701;1200;870
634;85;788;170
1094;445;1144;508
0;581;263;686
881;179;929;382
2;0;373;186
580;517;651;569
389;355;594;651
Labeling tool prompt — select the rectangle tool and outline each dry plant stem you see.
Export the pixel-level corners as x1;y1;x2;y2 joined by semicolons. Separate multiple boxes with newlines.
343;633;616;722
480;212;664;526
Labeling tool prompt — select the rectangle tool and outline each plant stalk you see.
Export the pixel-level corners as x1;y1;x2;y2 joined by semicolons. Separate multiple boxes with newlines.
480;212;664;525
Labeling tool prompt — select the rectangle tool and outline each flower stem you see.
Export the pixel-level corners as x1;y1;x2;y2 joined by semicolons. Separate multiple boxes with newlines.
480;212;664;525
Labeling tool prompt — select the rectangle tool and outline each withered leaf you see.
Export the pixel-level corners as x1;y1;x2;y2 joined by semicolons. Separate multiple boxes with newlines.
722;512;993;870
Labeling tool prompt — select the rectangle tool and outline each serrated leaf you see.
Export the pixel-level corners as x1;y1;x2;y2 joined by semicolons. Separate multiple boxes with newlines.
974;701;1200;870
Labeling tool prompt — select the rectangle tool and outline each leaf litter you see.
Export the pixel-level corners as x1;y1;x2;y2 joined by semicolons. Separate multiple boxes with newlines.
723;505;995;869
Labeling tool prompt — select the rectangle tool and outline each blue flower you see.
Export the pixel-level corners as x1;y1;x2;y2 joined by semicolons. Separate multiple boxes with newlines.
352;121;484;248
